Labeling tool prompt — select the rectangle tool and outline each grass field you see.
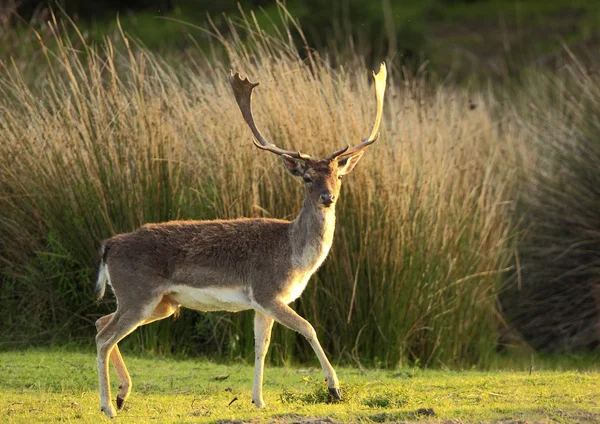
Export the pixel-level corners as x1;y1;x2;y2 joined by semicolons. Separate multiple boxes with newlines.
1;350;599;423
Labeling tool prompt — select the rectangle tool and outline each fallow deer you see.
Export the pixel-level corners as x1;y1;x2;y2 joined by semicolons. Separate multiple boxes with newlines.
94;62;386;418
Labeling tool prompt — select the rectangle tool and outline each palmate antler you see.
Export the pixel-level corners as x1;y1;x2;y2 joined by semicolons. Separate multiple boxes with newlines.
229;62;387;161
328;62;387;160
229;71;311;160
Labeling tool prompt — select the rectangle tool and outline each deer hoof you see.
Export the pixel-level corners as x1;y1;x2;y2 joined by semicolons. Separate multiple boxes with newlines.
252;398;266;409
101;405;116;418
116;396;125;410
328;387;342;400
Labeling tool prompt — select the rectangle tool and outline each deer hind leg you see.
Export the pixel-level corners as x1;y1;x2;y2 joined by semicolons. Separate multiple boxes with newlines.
96;310;139;418
95;313;132;411
95;298;178;415
258;301;341;400
252;311;274;409
96;298;170;418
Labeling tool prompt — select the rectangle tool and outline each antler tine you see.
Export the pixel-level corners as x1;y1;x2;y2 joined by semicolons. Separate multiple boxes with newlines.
229;71;311;160
328;62;387;160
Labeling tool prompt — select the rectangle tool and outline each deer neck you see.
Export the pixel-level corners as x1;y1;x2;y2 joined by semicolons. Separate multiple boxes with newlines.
290;197;336;272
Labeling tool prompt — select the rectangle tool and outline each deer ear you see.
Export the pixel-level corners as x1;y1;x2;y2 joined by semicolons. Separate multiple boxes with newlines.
337;151;364;175
281;154;307;177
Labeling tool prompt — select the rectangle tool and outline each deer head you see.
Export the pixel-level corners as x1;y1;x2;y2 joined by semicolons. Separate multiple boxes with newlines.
229;62;387;209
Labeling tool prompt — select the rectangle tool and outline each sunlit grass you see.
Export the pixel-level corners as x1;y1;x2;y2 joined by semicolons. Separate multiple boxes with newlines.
1;349;599;423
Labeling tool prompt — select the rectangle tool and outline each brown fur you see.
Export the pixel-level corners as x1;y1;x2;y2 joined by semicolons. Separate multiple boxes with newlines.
104;218;292;303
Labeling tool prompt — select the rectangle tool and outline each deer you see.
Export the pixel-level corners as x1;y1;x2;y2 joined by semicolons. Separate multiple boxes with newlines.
94;62;386;418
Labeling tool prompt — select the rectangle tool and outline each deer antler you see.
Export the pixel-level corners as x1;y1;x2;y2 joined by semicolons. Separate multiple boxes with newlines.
328;62;387;160
229;71;311;160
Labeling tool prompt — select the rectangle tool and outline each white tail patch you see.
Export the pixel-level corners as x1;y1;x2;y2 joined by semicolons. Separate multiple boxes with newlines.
95;262;112;301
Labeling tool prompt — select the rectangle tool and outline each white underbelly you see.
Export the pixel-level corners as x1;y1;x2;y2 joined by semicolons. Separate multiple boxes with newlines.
169;286;253;312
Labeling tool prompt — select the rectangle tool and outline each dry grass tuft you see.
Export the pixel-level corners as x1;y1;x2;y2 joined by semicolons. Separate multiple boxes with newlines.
0;9;521;367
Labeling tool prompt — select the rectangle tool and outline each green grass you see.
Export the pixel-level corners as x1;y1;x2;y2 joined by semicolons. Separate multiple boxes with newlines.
1;349;599;423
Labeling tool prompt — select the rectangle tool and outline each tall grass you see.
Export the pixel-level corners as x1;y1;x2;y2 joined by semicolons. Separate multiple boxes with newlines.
500;58;600;352
0;10;518;367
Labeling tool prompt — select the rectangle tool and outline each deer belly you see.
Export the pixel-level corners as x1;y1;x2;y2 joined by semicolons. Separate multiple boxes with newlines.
169;286;252;312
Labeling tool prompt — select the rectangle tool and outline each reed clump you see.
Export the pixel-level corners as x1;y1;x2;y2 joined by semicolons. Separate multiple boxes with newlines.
0;11;519;367
501;61;600;352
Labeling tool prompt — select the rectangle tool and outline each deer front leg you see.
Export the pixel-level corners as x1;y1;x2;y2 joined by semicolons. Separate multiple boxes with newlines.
258;301;341;400
252;311;274;408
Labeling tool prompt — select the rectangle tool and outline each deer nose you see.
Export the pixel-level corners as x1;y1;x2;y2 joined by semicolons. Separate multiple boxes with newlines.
320;193;335;206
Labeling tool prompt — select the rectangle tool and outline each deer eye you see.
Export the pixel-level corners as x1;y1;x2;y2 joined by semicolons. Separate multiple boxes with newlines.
338;175;343;180
302;176;312;183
